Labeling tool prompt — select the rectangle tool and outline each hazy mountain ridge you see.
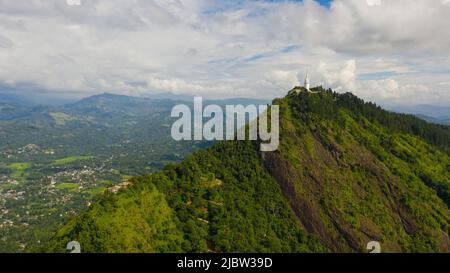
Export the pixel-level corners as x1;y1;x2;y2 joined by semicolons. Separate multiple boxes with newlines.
388;104;450;125
415;114;450;126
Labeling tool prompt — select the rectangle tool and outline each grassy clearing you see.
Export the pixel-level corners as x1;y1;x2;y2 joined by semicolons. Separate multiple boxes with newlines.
49;112;75;126
52;156;94;166
55;183;79;191
8;163;31;180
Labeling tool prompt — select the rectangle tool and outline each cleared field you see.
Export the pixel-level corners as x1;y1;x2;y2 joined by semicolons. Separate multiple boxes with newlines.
8;163;31;180
49;112;75;126
55;183;79;191
52;156;95;166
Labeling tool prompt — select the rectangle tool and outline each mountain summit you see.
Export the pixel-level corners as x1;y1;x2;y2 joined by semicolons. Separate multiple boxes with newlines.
44;87;450;253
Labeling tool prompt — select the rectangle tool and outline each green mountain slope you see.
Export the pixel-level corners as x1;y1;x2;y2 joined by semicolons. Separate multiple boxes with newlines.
43;88;450;253
264;88;449;252
45;140;326;253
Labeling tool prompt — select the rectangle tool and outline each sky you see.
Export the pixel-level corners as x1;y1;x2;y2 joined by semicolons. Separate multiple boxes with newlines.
0;0;450;106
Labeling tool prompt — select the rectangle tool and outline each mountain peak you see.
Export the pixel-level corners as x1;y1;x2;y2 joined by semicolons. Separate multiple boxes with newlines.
44;88;450;253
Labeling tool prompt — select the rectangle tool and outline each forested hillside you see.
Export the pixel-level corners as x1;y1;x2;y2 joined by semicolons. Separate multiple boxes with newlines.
0;93;272;252
44;88;450;253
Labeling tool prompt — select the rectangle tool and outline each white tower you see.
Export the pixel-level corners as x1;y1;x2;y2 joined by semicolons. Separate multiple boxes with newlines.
304;71;310;91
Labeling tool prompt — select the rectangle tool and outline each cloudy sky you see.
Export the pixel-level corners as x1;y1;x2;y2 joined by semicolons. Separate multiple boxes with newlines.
0;0;449;105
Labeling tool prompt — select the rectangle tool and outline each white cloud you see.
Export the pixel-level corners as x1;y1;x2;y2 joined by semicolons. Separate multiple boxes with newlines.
0;0;449;105
366;0;382;6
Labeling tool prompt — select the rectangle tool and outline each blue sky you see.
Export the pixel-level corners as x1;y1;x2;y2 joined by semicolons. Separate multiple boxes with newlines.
262;0;331;7
315;0;332;7
203;0;332;15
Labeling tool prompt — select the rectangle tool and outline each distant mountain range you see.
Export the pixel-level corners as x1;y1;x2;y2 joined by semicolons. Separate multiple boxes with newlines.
0;88;270;107
387;105;450;125
0;92;269;118
2;89;447;124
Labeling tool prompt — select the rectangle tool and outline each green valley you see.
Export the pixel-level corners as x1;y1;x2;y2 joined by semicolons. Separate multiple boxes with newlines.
0;93;266;252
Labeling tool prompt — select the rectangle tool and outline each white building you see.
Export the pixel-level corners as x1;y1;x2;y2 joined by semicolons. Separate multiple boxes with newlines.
304;72;310;91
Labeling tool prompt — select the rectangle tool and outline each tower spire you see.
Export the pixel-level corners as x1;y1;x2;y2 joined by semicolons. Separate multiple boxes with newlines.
304;71;310;91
